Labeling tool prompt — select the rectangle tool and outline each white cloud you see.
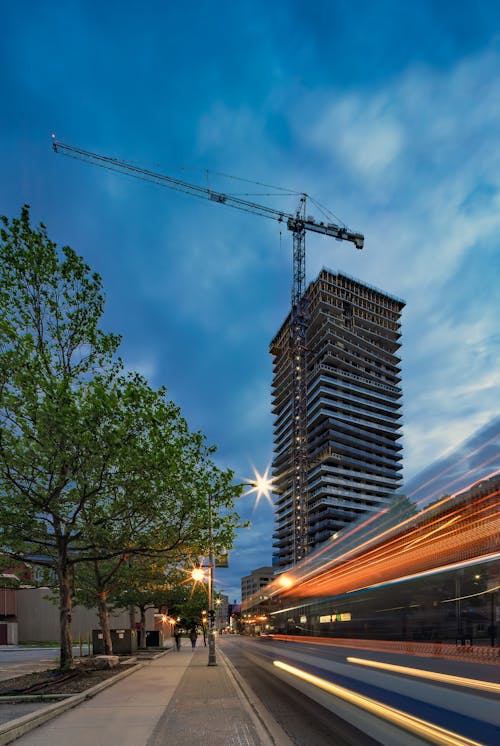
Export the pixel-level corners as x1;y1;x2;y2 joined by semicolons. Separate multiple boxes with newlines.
294;48;500;277
309;94;406;181
290;47;500;479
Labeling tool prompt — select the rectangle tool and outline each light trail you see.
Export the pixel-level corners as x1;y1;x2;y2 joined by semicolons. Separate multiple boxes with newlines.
346;657;500;694
273;660;484;746
440;582;500;604
273;477;498;601
275;483;499;599
402;512;463;550
289;519;498;598
269;553;500;617
241;471;499;619
407;434;500;505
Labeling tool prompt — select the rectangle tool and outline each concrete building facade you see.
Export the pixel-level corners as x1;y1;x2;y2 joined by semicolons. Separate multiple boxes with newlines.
241;567;275;603
271;269;405;568
215;592;229;631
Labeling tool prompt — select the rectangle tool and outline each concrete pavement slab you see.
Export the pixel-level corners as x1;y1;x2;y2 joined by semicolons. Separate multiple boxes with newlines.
147;646;265;746
12;649;189;746
9;642;278;746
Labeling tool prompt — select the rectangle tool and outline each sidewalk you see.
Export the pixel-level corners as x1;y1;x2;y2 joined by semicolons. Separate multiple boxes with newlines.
2;641;285;746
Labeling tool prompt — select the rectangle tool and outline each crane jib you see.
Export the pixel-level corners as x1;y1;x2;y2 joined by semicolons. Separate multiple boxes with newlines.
52;135;364;567
208;192;227;204
52;138;364;250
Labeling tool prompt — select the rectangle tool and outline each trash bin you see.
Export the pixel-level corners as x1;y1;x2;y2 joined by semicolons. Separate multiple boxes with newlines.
92;628;137;654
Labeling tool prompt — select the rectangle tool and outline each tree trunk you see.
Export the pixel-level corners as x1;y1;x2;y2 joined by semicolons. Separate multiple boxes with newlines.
57;547;74;670
97;589;113;654
129;604;135;630
139;605;147;650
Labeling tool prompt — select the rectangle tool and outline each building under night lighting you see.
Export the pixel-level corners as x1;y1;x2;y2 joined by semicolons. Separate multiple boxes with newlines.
241;567;275;603
270;269;405;568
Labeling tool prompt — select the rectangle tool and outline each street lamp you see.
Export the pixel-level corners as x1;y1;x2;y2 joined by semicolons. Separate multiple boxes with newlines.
242;466;277;507
191;495;217;666
193;468;277;667
207;493;217;666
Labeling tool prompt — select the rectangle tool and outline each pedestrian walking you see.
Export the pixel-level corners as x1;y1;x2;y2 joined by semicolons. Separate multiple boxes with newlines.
174;627;181;651
189;628;197;648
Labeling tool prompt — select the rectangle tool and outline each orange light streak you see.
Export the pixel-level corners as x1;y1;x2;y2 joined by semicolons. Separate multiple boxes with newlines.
278;487;499;599
301;517;499;599
308;480;497;589
242;474;499;614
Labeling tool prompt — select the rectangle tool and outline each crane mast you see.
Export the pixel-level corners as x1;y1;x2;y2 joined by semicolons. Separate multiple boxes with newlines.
290;200;309;562
52;138;364;565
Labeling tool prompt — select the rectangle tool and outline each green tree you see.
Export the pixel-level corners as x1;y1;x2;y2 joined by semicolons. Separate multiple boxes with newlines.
0;206;122;667
70;372;242;654
105;558;174;650
0;207;243;667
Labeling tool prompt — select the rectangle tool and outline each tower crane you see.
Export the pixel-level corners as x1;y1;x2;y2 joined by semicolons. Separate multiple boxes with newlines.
52;137;364;565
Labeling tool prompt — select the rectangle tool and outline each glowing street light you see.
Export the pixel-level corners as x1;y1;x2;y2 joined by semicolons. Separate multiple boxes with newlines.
242;465;278;507
190;497;217;666
191;567;205;583
191;465;278;666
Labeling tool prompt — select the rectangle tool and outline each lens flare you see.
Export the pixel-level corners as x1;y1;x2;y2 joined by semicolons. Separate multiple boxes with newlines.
244;465;276;507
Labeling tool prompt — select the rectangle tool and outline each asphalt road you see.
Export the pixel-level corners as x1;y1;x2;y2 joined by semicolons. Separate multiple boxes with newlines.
0;645;91;681
219;636;500;746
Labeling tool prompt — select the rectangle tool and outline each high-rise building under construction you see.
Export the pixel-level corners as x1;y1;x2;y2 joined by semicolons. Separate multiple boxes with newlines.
270;269;405;569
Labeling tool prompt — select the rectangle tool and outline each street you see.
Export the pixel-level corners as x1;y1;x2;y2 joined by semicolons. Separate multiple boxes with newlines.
0;645;91;682
219;635;500;746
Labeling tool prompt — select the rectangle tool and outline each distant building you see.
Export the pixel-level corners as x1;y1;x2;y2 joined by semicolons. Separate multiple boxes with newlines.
271;270;405;568
215;592;229;631
241;566;275;602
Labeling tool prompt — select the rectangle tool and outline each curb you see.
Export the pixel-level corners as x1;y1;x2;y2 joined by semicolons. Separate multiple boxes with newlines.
0;654;168;746
218;647;294;746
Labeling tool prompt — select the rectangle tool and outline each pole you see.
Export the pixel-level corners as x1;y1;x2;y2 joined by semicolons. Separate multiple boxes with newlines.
207;494;217;666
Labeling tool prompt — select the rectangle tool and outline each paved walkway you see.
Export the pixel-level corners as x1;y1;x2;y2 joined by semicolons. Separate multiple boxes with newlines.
5;641;285;746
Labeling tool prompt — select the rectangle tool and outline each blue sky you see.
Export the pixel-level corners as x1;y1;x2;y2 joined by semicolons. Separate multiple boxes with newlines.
1;1;499;602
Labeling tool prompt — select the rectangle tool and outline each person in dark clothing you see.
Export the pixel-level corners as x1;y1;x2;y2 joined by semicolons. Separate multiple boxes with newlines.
189;628;197;648
174;628;181;651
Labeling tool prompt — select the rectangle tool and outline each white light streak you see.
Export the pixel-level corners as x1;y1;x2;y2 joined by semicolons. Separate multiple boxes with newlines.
273;660;483;746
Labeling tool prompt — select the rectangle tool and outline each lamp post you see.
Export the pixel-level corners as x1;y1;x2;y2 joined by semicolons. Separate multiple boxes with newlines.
207;493;217;666
195;470;276;667
191;499;216;665
191;495;216;665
